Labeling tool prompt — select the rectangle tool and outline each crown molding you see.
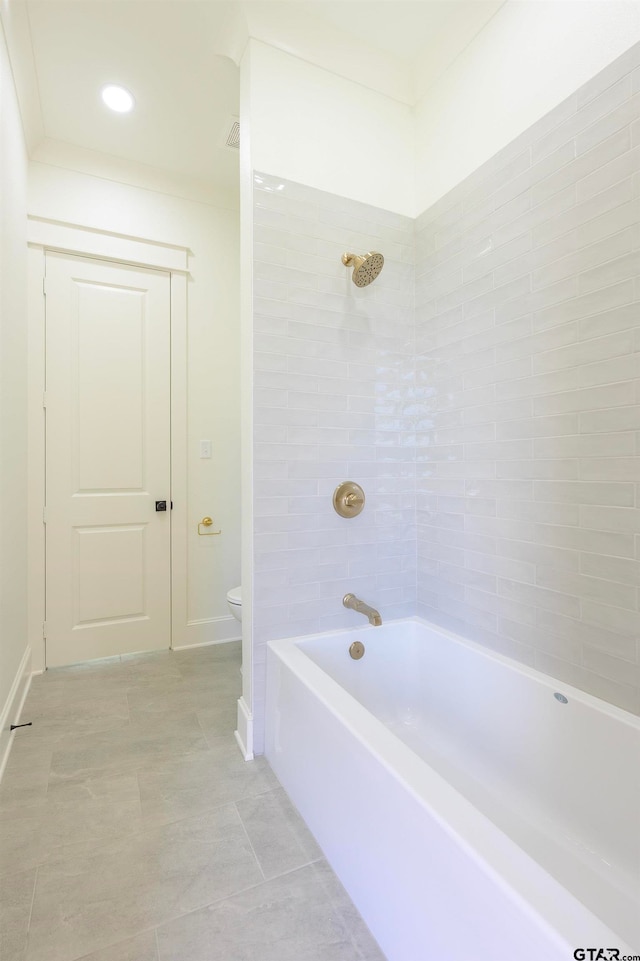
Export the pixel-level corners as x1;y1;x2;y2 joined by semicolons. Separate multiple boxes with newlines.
0;0;44;152
31;139;239;210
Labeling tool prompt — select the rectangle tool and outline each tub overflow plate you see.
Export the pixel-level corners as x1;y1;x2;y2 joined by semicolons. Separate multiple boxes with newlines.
349;641;365;660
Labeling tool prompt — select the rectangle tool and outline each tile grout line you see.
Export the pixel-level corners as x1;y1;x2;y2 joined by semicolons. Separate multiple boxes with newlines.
132;773;271;837
151;857;336;951
134;768;144;823
232;799;267;882
154;872;296;943
231;783;327;881
62;923;161;961
24;862;39;955
311;860;376;961
2;647;385;957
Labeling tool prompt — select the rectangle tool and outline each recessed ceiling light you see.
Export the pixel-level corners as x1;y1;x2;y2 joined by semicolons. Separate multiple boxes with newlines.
101;84;135;113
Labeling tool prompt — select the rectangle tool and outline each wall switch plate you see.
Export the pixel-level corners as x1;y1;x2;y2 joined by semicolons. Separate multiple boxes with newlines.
200;440;212;459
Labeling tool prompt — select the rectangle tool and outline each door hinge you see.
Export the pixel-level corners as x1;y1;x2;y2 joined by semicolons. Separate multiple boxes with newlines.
42;506;48;524
42;391;48;409
42;621;47;639
43;277;47;296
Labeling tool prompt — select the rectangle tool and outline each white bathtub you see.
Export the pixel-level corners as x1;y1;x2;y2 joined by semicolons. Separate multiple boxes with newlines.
265;617;640;961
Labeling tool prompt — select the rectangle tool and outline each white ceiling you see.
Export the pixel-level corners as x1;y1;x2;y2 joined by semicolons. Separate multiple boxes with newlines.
26;0;241;192
8;0;506;198
299;0;501;63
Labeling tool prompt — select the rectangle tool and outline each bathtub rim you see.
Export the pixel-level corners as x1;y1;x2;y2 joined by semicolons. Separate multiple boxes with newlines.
266;614;636;954
273;615;640;732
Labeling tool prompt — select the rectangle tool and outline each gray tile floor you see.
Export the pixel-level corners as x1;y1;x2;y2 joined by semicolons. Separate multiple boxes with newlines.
0;642;386;961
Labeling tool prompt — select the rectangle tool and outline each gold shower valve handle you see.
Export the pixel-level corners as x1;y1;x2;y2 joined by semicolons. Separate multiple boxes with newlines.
333;481;365;518
198;516;222;536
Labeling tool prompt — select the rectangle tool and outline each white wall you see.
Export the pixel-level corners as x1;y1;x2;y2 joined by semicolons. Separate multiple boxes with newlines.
241;3;412;104
0;20;30;765
28;161;241;651
415;0;640;214
246;39;415;218
237;46;255;758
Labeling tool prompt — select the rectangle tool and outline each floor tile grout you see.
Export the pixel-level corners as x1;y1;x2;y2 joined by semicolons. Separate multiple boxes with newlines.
4;788;316;879
150;859;331;945
1;644;384;961
67;922;160;961
134;769;144;822
25;864;39;945
233;800;267;882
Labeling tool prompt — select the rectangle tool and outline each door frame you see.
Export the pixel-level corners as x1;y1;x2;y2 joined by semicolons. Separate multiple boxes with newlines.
27;217;190;672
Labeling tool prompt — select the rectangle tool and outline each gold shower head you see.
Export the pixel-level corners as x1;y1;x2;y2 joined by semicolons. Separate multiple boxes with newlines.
342;251;384;287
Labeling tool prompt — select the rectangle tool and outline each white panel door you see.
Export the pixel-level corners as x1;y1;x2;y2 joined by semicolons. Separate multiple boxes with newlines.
45;252;171;666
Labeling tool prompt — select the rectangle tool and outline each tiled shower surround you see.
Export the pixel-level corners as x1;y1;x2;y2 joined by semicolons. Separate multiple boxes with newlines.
253;42;640;746
252;176;416;748
414;43;640;716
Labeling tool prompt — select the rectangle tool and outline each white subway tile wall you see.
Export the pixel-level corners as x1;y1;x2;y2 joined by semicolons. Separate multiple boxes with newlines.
252;43;640;746
252;173;416;749
415;42;640;715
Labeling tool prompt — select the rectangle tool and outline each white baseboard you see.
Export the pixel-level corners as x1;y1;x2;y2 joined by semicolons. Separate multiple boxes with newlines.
172;637;241;652
175;615;241;651
235;696;254;760
0;645;33;784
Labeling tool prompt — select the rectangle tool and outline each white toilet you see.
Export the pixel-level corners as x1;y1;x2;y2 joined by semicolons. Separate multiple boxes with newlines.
226;586;242;622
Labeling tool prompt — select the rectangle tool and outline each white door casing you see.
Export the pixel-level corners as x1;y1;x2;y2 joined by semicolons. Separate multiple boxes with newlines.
44;252;171;666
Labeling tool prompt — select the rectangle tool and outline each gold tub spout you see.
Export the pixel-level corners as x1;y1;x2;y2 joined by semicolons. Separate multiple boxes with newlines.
343;593;382;626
